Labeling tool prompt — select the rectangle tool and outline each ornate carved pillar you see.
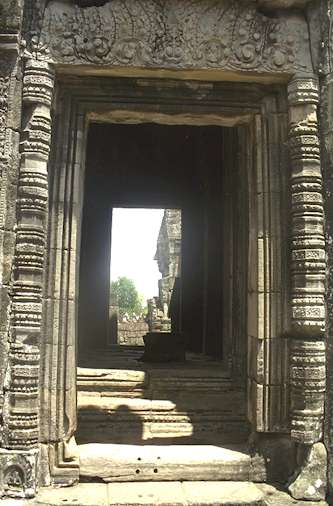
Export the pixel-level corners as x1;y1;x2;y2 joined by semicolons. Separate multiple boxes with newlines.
288;77;326;445
0;58;54;498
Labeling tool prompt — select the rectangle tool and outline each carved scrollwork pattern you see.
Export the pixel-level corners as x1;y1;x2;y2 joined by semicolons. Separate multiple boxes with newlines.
288;78;325;336
290;339;325;443
31;0;312;74
288;77;326;444
3;59;54;453
0;449;37;498
0;76;9;160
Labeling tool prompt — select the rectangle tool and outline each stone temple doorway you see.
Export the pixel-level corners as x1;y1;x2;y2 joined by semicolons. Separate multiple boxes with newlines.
39;77;291;485
76;122;251;479
0;0;328;497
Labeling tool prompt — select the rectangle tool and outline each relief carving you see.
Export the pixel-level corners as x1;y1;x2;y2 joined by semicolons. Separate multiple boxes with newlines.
0;76;9;159
288;77;326;445
1;58;54;497
30;0;312;74
0;0;23;35
0;450;37;498
288;78;325;336
290;339;325;443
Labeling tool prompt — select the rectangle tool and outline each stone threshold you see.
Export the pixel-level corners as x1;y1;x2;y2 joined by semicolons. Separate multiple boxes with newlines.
2;482;328;506
78;443;259;482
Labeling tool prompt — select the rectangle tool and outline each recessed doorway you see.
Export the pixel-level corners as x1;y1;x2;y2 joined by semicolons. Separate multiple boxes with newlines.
75;121;249;457
41;77;288;485
78;122;232;362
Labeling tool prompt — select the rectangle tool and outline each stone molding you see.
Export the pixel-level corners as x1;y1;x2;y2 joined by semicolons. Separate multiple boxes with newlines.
1;58;54;498
288;76;326;444
288;77;325;336
290;339;326;443
0;448;38;499
48;437;79;486
30;0;312;75
42;80;290;463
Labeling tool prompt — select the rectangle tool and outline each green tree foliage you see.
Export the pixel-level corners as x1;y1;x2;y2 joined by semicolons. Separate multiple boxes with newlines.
110;276;144;316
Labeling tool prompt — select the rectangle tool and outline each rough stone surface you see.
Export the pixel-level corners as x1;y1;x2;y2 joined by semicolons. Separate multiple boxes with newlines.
288;443;327;501
77;347;248;445
30;483;108;506
141;332;185;363
78;443;255;482
182;481;264;505
258;484;327;506
0;0;332;498
26;481;266;505
30;0;313;75
17;482;330;505
153;209;181;322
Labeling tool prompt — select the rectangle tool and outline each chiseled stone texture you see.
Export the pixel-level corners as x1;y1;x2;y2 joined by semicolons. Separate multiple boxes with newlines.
24;481;266;505
0;0;23;33
78;443;254;482
34;0;313;74
258;483;327;506
288;443;327;501
11;482;329;505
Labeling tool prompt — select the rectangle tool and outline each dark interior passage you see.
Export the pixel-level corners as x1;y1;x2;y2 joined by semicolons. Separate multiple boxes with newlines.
78;122;226;360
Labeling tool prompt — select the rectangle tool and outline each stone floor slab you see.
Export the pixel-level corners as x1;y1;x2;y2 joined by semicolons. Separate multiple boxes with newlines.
19;481;329;506
30;483;109;506
107;481;184;505
181;481;265;505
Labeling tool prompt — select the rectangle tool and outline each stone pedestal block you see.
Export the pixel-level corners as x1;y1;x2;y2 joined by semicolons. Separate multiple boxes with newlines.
288;443;327;501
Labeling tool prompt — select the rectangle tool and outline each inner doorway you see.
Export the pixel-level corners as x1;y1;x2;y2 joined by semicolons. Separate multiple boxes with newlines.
78;122;227;362
75;120;249;475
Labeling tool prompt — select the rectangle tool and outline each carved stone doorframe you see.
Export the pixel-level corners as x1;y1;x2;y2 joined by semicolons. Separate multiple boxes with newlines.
38;74;291;483
0;59;327;499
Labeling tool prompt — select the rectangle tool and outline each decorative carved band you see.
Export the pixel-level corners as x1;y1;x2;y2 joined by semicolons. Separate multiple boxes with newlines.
288;77;326;444
290;339;325;443
32;0;312;74
288;78;325;336
0;448;38;499
3;60;54;464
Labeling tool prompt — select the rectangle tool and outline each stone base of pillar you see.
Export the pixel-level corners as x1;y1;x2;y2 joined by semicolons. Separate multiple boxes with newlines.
288;442;327;501
141;332;186;362
48;438;80;487
0;448;38;498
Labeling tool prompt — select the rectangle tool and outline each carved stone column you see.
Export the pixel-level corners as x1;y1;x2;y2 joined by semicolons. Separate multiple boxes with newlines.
0;58;54;498
288;77;326;445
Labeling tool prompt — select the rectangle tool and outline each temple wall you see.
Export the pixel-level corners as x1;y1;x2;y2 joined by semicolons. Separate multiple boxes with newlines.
117;321;148;346
0;0;331;500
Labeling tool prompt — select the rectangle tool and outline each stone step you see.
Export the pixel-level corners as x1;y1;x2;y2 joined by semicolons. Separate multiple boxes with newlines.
77;368;147;397
79;443;264;483
28;481;268;506
77;365;235;397
77;395;249;444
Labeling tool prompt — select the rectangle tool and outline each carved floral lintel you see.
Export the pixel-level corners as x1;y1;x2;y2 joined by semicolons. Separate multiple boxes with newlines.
28;0;313;75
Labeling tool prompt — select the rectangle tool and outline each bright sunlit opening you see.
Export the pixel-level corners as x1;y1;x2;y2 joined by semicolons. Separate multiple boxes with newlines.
110;208;165;302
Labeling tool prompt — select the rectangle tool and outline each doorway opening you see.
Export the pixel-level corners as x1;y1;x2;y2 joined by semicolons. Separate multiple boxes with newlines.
108;207;182;348
76;120;249;466
78;122;229;364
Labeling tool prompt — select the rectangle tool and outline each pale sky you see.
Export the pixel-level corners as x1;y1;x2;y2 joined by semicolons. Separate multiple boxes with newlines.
110;208;164;301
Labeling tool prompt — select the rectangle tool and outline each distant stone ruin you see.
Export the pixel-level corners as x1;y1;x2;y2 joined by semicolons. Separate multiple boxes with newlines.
147;210;181;332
